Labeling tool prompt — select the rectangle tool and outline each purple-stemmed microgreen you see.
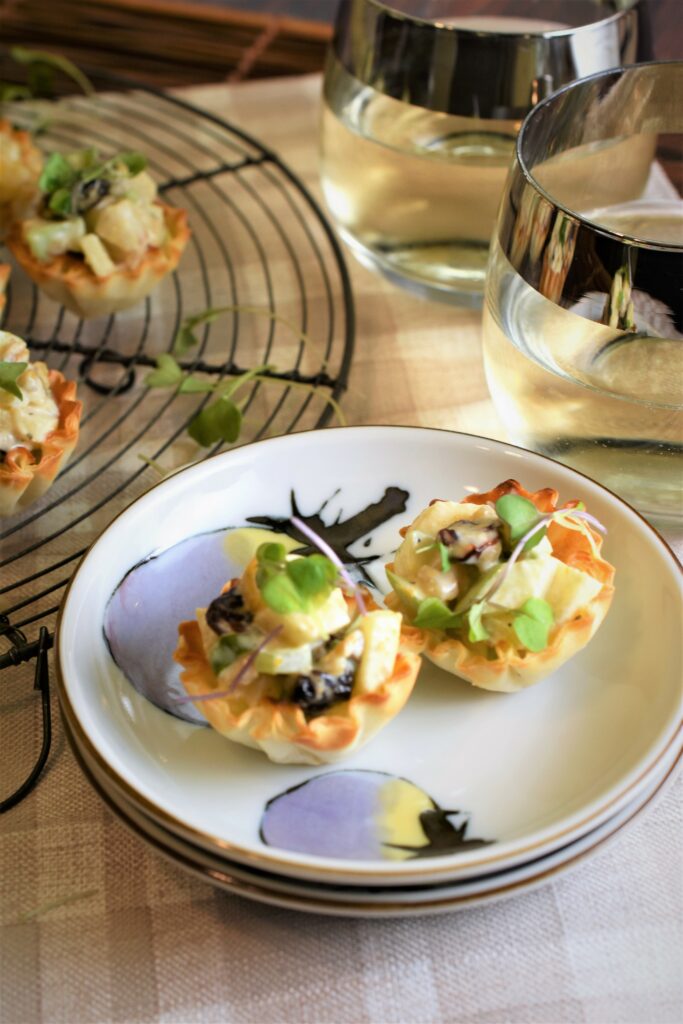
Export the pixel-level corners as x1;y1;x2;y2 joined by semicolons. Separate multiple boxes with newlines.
174;625;283;703
484;507;606;604
290;515;367;615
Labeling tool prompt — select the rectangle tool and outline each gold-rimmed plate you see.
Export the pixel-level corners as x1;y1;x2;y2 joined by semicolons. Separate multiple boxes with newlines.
56;426;682;886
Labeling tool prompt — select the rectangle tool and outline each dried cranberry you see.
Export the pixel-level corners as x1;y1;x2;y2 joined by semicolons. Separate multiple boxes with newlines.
290;671;354;715
206;587;253;634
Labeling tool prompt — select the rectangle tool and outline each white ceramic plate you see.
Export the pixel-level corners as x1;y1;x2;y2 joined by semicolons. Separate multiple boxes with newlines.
65;707;682;912
67;712;681;917
56;427;683;886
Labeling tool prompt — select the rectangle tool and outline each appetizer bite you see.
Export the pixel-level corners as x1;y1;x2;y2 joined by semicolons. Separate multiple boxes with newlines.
0;330;82;515
0;120;42;231
385;480;614;692
7;147;189;318
174;535;422;765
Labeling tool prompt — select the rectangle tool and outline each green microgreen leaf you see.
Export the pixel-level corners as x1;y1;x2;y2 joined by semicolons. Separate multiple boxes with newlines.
39;152;76;194
173;325;198;355
257;542;288;567
48;186;72;216
438;542;450;573
0;83;31;101
177;375;214;394
187;397;242;447
0;361;27;400
259;572;308;615
496;493;546;551
255;544;338;615
144;353;183;389
118;151;147;175
466;601;490;643
10;46;94;96
413;597;461;631
521;598;554;627
512;598;554;652
286;554;337;601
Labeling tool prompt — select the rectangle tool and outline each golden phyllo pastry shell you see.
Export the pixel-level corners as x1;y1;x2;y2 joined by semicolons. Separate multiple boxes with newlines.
7;203;190;319
174;592;422;766
0;120;42;230
0;370;82;516
387;479;615;694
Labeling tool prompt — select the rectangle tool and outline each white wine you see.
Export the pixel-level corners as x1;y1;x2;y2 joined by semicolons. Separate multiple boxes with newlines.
482;202;683;522
320;55;519;302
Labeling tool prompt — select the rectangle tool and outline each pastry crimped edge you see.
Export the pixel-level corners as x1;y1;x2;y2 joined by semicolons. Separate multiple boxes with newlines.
385;479;615;694
174;591;423;766
6;203;190;319
0;120;42;232
0;370;82;516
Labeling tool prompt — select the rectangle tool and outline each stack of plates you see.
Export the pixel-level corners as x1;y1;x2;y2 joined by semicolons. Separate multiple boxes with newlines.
56;427;682;917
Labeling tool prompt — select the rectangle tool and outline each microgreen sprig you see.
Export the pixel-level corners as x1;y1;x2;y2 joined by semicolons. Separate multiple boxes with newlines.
0;361;27;400
255;541;338;615
173;305;318;357
143;353;344;451
485;505;607;605
290;515;367;615
9;46;94;98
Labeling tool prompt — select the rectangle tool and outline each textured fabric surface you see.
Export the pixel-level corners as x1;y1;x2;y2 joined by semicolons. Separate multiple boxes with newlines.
1;76;682;1024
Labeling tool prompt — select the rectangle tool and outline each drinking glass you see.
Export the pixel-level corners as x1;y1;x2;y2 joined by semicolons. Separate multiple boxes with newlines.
482;60;682;523
320;0;647;305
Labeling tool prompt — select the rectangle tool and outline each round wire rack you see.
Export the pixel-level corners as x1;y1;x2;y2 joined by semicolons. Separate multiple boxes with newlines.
0;77;355;809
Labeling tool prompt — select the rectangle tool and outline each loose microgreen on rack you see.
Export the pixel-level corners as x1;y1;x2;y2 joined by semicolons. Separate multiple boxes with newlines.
144;348;344;451
172;305;318;357
5;46;94;100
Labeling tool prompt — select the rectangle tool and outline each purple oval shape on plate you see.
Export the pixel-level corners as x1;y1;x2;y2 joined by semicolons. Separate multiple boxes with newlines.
103;529;234;724
260;770;492;861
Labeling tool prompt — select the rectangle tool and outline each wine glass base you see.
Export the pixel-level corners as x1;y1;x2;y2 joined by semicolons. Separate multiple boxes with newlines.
338;227;488;308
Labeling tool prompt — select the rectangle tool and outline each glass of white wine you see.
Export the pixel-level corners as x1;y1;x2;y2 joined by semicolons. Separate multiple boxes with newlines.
483;60;683;523
320;0;646;306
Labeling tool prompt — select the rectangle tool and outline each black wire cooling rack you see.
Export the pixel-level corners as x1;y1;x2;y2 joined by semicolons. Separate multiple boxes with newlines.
0;77;355;808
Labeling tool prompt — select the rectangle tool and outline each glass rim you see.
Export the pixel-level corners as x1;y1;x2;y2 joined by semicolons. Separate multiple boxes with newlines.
361;0;638;39
515;59;683;253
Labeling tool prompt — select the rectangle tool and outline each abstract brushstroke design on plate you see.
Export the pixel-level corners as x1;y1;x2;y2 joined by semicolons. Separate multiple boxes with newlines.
103;487;409;723
260;770;493;861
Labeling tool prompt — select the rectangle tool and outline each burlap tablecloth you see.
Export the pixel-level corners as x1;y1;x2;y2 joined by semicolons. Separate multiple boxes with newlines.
1;75;681;1024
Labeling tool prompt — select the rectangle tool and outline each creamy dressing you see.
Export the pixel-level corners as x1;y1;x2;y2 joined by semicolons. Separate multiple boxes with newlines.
0;331;58;452
25;164;167;276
